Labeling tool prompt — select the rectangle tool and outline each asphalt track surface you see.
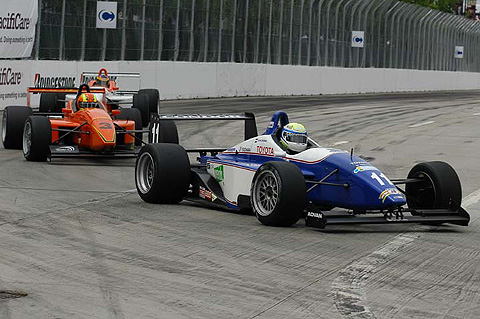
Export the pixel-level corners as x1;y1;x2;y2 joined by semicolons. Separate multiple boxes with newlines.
0;91;479;319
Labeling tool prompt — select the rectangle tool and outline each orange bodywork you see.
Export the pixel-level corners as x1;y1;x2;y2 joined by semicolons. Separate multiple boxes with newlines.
50;98;135;152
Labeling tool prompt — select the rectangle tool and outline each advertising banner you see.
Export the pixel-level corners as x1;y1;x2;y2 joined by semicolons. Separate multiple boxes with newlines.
0;0;38;58
0;61;31;109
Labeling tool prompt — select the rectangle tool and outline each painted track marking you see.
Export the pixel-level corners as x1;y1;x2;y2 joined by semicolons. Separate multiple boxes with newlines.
332;190;479;318
408;121;435;128
334;141;350;146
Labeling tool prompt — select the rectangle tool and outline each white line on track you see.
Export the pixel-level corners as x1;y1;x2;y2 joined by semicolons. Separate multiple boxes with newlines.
334;141;350;146
408;120;435;128
473;113;480;116
331;189;480;318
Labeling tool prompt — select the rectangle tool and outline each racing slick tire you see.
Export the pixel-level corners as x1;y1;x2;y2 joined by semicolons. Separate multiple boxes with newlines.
39;93;65;113
2;106;33;149
23;116;52;162
133;93;150;127
149;120;179;144
117;108;143;146
138;89;159;114
135;143;190;204
406;161;462;210
251;161;306;227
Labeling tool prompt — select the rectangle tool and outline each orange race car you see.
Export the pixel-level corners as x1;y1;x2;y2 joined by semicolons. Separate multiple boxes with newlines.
2;84;148;161
37;68;159;128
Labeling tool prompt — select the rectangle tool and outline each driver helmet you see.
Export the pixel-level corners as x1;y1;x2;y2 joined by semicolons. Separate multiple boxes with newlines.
96;73;110;86
280;122;308;153
77;93;98;109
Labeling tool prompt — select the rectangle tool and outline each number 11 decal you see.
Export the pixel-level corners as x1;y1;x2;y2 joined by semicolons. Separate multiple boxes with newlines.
371;172;394;186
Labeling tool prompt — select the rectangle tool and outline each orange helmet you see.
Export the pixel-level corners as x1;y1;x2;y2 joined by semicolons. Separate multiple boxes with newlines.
77;93;98;109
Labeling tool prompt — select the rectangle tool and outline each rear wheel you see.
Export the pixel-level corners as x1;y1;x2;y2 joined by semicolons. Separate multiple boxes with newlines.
149;119;179;144
2;106;33;149
23;116;51;162
406;161;462;209
116;108;143;146
133;93;150;127
135;143;190;204
251;161;306;226
39;93;65;113
138;88;159;114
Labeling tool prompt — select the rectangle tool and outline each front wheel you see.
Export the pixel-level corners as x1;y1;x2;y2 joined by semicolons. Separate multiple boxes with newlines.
251;161;306;226
23;116;52;162
406;161;462;209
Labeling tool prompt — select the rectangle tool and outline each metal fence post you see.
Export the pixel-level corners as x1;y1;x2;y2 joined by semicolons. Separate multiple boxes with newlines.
158;0;164;60
382;2;398;68
217;0;223;62
324;0;338;66
332;0;348;67
315;0;327;66
141;0;147;61
189;0;196;62
267;0;273;64
173;0;180;62
359;0;376;68
369;0;389;67
338;0;354;67
230;0;237;62
203;0;210;62
307;0;316;65
277;0;284;64
297;0;305;65
243;0;249;63
288;0;294;64
255;0;262;63
120;0;127;60
347;1;362;68
59;0;66;60
35;0;42;59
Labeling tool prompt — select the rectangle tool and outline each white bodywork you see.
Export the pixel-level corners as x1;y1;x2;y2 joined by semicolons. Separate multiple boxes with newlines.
205;134;347;206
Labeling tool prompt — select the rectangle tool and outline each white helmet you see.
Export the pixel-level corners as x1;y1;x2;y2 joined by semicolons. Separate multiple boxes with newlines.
280;123;308;153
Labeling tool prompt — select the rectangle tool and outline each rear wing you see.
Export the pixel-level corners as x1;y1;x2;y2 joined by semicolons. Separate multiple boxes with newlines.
81;71;140;81
26;87;107;107
149;113;257;145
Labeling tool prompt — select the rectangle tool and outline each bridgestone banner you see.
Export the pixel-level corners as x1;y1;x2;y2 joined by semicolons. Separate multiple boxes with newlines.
0;0;38;58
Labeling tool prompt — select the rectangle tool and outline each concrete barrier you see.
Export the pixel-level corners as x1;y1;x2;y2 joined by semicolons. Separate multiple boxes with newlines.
1;60;480;109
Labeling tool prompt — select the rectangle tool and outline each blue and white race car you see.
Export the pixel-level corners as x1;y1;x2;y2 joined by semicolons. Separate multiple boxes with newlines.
135;111;470;228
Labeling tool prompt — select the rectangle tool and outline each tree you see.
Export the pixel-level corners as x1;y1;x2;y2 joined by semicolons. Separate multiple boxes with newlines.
400;0;462;13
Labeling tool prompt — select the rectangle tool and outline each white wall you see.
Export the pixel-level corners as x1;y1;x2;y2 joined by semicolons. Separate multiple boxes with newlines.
1;60;480;109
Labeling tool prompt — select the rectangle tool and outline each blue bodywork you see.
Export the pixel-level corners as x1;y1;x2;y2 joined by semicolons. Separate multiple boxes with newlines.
201;111;407;211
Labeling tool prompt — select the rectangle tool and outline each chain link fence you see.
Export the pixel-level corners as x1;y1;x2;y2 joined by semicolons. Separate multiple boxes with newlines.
34;0;480;72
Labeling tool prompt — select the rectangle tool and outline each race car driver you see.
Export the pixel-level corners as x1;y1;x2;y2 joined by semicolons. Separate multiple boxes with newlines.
280;122;308;153
76;93;99;109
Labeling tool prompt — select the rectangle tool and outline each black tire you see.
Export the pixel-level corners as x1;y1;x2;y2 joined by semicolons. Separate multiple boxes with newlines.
39;93;55;113
116;108;143;146
23;116;51;162
138;88;159;114
39;93;65;113
406;161;462;209
135;143;190;204
2;106;33;149
55;93;66;112
132;93;150;127
251;161;306;226
149;119;179;144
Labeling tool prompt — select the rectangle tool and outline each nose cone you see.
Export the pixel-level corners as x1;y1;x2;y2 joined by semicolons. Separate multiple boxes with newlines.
83;109;116;150
378;188;406;207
